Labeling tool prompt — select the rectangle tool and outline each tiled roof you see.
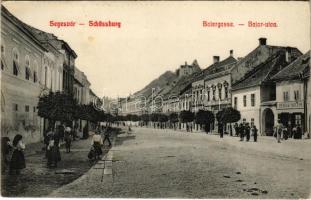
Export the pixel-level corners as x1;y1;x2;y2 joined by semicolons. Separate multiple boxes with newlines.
1;6;48;52
194;56;237;82
271;51;310;81
2;6;77;57
232;51;289;91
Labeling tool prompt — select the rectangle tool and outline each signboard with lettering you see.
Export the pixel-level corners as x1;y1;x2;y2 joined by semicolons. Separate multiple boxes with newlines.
277;101;304;110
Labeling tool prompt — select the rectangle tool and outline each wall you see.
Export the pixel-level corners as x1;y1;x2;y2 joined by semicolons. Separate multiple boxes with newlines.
231;86;261;131
1;14;45;144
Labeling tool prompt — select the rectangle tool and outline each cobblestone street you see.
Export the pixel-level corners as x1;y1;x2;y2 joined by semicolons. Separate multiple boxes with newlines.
1;132;113;197
48;127;311;198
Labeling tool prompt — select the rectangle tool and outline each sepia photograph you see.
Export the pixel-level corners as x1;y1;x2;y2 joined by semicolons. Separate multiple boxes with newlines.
0;1;310;198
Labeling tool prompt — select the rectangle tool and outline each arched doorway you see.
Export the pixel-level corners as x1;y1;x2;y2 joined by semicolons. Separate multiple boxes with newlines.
262;108;274;136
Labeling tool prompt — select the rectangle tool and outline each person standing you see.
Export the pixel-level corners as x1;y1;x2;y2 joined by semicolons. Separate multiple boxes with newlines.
251;125;258;142
64;126;72;153
103;126;112;147
92;129;103;159
245;123;251;142
239;123;245;141
2;137;12;174
274;121;283;143
9;134;26;175
46;129;61;168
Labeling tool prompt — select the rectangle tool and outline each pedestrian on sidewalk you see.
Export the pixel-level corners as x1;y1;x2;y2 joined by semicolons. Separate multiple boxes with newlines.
274;120;283;143
234;123;239;137
92;127;103;158
103;126;112;147
1;137;12;174
245;123;251;142
251;125;258;142
46;129;61;168
9;134;26;175
239;123;244;141
64;126;72;153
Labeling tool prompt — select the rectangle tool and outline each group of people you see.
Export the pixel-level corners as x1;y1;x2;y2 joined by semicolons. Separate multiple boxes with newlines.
234;123;258;142
88;125;112;161
1;134;26;175
44;124;73;168
274;121;303;143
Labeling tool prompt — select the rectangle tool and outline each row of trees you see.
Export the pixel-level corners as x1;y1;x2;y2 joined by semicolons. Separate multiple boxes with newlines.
116;107;241;132
37;91;241;133
37;91;110;128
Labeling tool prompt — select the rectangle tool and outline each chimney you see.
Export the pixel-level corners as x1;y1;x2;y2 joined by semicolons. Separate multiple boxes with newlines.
213;56;220;64
285;47;292;62
230;50;234;57
259;37;267;46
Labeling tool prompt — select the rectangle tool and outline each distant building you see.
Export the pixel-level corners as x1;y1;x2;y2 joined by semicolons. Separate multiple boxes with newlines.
191;50;236;132
177;60;201;78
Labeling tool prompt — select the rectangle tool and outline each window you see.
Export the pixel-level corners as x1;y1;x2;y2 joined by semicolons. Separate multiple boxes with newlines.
218;83;222;100
25;57;30;80
294;90;300;101
25;105;29;112
224;87;228;99
243;95;247;107
13;49;19;76
295;114;301;126
234;97;238;109
13;61;18;76
1;45;4;70
33;107;36;113
207;90;210;101
25;67;30;80
251;94;255;107
33;71;37;83
251;118;254;126
13;104;18;111
283;91;289;101
224;81;229;99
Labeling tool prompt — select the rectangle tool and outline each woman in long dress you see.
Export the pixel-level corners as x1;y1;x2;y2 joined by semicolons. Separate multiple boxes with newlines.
9;134;26;175
46;129;61;168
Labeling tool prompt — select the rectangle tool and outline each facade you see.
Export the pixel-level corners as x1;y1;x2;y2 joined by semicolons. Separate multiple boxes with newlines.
1;6;47;143
232;41;303;135
1;6;96;144
271;51;310;137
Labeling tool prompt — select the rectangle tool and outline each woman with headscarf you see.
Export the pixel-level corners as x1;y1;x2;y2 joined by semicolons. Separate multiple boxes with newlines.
9;134;26;175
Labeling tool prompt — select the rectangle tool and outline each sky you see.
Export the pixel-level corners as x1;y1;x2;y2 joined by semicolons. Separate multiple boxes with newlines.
3;1;310;98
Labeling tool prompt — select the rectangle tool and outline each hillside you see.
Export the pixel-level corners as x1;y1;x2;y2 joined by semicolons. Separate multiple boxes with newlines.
133;71;178;99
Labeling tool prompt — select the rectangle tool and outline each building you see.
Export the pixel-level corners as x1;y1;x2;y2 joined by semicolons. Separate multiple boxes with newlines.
271;51;310;136
191;50;236;132
176;60;201;78
1;6;48;143
231;40;302;135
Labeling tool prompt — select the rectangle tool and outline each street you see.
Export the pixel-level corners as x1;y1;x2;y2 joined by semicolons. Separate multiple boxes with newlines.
48;127;311;198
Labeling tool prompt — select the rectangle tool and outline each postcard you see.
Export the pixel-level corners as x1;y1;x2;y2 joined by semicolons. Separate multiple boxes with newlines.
1;1;310;198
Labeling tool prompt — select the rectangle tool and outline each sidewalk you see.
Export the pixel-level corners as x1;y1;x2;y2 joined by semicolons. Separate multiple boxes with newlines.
2;136;96;197
131;126;311;160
